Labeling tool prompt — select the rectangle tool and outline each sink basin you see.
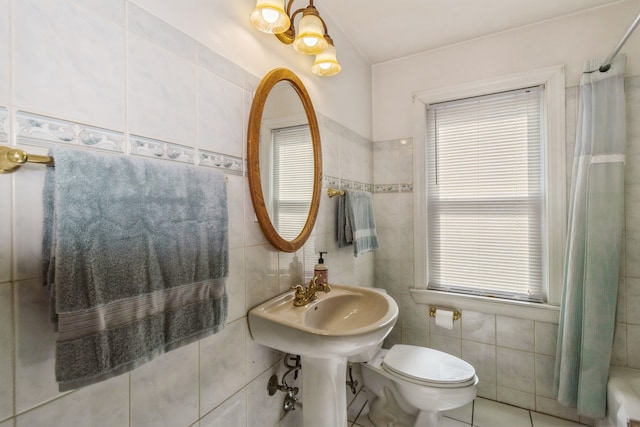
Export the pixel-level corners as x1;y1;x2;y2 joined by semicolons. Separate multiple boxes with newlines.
248;284;398;427
248;284;398;358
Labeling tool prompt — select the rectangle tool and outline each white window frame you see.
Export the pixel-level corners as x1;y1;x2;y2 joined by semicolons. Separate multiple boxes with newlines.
411;66;566;322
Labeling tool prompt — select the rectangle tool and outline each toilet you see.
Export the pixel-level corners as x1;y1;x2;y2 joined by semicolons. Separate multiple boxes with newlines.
352;344;478;427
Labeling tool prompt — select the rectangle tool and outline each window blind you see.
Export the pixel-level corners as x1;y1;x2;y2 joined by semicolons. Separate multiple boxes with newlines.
272;124;314;240
426;86;544;302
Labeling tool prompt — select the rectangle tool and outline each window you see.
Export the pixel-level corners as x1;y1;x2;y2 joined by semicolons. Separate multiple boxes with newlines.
271;124;314;240
413;67;566;306
426;87;543;301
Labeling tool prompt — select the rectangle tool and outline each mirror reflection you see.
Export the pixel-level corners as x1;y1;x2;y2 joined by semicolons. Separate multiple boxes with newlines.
247;68;322;253
260;81;315;241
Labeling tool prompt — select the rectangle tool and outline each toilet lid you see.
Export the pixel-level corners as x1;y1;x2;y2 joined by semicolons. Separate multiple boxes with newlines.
382;345;476;387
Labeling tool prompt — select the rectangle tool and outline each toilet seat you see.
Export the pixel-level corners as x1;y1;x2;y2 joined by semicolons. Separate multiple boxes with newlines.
382;345;476;388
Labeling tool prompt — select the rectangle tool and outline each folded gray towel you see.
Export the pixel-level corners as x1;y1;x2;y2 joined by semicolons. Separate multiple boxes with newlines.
337;193;351;248
337;190;378;256
43;146;228;391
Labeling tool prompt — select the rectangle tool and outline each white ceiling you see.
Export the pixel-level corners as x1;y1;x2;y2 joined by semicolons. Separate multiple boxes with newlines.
315;0;625;64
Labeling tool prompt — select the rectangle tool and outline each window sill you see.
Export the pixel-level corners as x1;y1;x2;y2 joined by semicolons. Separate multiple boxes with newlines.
409;288;560;324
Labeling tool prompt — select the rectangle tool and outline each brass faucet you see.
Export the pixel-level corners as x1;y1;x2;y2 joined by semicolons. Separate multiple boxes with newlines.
290;276;331;307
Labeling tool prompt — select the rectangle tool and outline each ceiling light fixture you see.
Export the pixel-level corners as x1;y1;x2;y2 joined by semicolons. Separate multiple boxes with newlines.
250;0;341;76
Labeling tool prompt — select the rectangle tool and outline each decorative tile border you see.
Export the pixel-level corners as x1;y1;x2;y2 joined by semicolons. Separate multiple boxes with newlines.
342;180;373;193
10;110;401;184
129;135;195;164
373;183;414;194
15;110;125;152
324;175;340;189
374;184;399;193
198;149;243;176
0;107;8;144
324;177;413;194
13;110;243;176
324;176;374;193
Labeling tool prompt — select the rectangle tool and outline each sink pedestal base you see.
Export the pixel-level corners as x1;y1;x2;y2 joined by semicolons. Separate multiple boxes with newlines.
301;356;348;427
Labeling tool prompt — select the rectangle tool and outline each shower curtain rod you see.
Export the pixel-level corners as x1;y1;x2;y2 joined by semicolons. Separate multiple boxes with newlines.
598;10;640;72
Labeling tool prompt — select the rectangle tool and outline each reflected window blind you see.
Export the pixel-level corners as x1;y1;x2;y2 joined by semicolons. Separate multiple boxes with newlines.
272;124;314;240
426;86;544;302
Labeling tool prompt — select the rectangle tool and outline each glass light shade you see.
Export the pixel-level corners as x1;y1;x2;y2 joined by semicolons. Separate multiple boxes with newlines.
311;43;341;76
292;13;327;54
250;0;290;34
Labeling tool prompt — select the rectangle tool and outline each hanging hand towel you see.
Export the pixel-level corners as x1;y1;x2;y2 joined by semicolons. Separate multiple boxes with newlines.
337;193;352;248
338;190;378;257
42;146;228;391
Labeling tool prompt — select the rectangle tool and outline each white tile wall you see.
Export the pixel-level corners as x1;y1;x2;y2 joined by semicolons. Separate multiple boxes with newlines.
0;283;12;420
497;316;535;352
535;322;559;355
197;69;244;157
461;311;495;344
127;2;196;61
246;367;288;427
0;169;10;283
0;1;375;426
130;343;199;426
535;354;556;397
461;340;496;389
12;166;46;281
319;115;344;179
497;348;535;394
14;279;62;414
0;0;8;106
71;0;126;24
13;0;126;130
127;34;197;146
15;375;129;427
199;389;247;427
199;319;247;415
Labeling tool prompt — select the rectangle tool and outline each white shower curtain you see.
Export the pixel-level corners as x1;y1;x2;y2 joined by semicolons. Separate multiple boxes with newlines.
554;54;627;419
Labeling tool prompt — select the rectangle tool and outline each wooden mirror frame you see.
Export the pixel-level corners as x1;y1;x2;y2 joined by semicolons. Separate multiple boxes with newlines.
247;68;322;252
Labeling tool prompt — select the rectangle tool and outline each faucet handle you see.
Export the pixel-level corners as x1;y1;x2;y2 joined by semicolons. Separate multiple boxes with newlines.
308;276;319;289
290;284;308;307
312;275;330;293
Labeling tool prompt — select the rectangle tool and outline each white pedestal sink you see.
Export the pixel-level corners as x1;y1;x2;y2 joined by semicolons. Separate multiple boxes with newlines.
248;284;398;427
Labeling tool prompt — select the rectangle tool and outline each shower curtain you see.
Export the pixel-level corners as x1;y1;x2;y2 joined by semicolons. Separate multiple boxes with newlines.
554;54;626;420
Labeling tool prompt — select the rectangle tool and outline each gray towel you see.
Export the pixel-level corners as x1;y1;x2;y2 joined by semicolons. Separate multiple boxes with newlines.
42;146;228;391
337;190;378;256
337;194;351;248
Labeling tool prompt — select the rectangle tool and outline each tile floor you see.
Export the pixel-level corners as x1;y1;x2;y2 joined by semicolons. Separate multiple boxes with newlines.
347;391;590;427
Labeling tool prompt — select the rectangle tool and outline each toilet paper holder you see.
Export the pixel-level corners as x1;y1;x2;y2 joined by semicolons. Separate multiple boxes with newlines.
429;306;462;321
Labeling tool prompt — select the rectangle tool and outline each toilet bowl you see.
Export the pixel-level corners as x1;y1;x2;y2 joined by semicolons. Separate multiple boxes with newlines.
353;344;478;427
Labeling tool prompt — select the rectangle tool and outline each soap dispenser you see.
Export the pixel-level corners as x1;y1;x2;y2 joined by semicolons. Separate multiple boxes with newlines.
314;252;328;285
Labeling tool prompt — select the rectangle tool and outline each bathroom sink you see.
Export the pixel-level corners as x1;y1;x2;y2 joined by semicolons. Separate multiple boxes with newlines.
248;284;398;358
248;284;398;427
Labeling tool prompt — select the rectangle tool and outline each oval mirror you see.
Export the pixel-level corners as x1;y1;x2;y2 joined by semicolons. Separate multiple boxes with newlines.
247;68;322;252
